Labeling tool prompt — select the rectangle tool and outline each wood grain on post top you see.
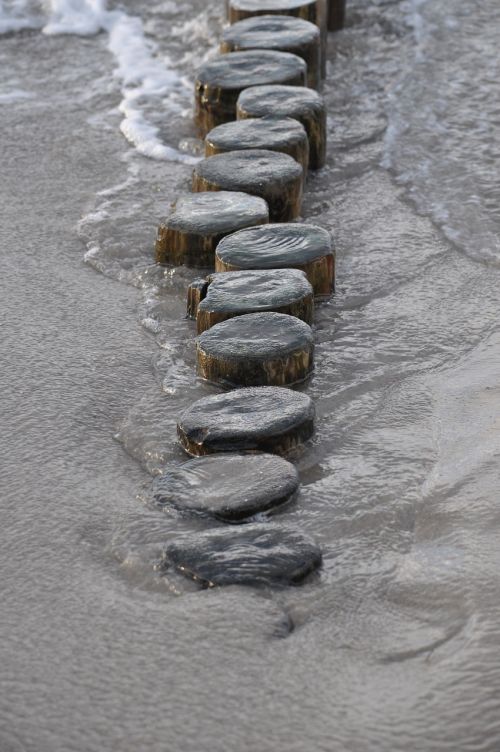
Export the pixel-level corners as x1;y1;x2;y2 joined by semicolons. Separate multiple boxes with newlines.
155;191;269;267
237;84;326;169
194;50;306;137
192;149;303;223
221;14;321;89
215;222;335;296
205;117;309;174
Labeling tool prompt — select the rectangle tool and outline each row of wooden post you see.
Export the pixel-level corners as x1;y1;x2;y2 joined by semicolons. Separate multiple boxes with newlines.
154;0;346;587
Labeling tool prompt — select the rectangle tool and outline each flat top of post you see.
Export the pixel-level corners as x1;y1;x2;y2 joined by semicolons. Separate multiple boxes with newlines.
231;0;317;10
196;50;306;88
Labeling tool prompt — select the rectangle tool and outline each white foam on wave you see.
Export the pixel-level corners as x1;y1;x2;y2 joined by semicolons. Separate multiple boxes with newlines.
1;0;197;164
0;0;43;32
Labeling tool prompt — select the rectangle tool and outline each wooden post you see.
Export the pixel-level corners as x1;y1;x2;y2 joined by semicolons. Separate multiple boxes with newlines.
153;453;299;521
162;523;322;586
177;386;315;457
194;50;306;137
155;191;269;267
205;116;309;174
237;84;327;169
228;0;327;78
327;0;345;31
190;268;314;333
196;311;314;387
215;222;335;297
221;15;321;89
192;149;303;223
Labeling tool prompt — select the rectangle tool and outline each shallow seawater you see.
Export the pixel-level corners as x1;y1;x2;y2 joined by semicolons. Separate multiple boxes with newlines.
1;0;500;749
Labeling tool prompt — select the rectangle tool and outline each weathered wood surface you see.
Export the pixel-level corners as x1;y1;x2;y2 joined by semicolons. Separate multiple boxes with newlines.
161;523;322;587
327;0;345;31
192;149;303;222
155;191;269;267
153;453;299;521
189;268;314;332
177;386;315;457
194;50;306;136
237;84;326;169
196;311;314;387
205;116;309;173
221;15;321;89
215;222;335;296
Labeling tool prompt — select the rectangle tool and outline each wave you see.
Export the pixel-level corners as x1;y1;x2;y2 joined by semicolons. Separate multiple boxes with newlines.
0;0;198;163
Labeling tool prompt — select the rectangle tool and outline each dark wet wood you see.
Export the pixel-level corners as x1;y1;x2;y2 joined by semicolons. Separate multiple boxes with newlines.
192;149;303;223
153;453;299;521
161;523;322;587
155;191;269;267
205;116;309;173
177;386;315;457
237;84;326;169
194;50;306;137
196;312;314;387
327;0;345;30
189;268;314;333
187;279;209;319
215;222;335;296
220;15;321;89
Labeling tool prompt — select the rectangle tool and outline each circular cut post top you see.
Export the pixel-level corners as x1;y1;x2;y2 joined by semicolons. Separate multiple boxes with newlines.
194;149;302;192
223;14;319;48
199;268;313;314
193;149;303;222
221;15;320;88
230;0;319;15
162;522;322;587
205;117;309;170
153;453;299;521
166;191;269;236
177;385;315;456
217;222;332;267
237;83;324;119
195;49;306;90
198;312;314;361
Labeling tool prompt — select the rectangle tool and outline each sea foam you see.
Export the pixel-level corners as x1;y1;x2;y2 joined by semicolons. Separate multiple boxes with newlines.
0;0;196;163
